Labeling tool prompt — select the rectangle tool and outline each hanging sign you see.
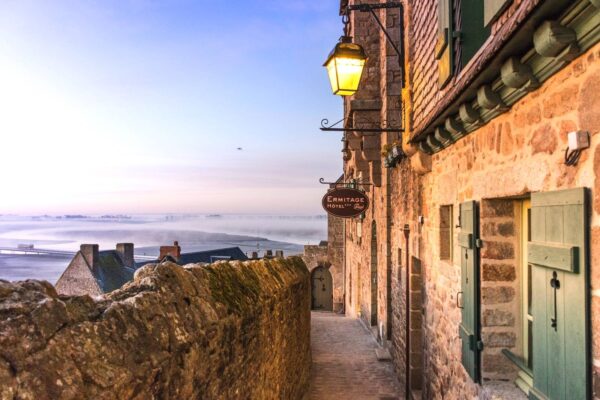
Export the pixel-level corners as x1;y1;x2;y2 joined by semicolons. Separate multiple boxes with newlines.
321;187;369;218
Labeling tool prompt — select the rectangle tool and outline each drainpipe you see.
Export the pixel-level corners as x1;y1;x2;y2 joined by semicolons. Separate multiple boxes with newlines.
403;223;410;400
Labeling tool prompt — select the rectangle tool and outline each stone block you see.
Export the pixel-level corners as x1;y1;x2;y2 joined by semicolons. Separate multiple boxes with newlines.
482;221;515;237
410;274;422;289
481;242;515;260
483;331;516;348
497;222;515;237
410;329;423;352
362;135;381;150
410;367;423;388
514;103;541;126
542;84;578;118
350;99;382;111
482;286;516;304
482;263;516;281
410;310;422;326
482;309;515;327
579;73;600;135
530;123;558;155
481;201;514;218
482;353;518;375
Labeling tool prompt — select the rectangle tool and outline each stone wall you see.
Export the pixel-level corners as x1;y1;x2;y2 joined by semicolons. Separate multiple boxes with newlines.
0;257;311;400
327;215;345;312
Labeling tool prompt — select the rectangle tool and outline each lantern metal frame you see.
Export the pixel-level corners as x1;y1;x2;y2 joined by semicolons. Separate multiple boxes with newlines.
321;2;406;134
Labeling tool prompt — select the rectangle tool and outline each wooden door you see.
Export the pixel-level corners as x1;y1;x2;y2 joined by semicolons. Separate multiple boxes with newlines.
528;188;590;400
311;267;333;311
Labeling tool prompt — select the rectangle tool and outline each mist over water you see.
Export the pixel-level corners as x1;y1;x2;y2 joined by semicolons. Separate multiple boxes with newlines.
0;214;327;283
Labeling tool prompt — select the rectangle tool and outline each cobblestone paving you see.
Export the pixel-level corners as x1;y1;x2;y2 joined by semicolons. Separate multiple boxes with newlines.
309;312;403;400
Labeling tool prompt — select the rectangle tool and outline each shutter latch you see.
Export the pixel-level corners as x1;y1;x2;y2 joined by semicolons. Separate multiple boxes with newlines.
477;341;484;351
475;239;483;248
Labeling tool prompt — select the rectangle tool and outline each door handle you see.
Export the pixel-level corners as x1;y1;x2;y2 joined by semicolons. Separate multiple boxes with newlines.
457;291;464;309
550;271;560;331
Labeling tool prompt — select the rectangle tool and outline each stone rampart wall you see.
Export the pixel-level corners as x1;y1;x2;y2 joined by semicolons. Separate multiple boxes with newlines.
0;257;311;400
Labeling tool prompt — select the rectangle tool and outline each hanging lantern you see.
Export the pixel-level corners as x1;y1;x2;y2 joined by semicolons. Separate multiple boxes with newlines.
324;37;367;96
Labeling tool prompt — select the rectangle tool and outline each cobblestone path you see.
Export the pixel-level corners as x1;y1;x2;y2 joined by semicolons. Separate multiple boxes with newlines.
309;312;403;400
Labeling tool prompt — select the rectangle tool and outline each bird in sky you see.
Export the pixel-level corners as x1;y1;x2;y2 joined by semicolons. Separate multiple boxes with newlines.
237;147;243;151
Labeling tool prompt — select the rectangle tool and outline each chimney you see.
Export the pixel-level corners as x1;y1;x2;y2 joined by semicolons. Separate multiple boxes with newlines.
159;241;181;262
275;250;284;258
80;244;99;270
116;243;134;268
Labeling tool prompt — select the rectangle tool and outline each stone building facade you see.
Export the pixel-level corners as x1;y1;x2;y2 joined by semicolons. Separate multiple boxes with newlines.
335;0;600;399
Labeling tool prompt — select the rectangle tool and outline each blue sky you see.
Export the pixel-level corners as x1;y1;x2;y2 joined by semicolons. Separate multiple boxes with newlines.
0;0;344;214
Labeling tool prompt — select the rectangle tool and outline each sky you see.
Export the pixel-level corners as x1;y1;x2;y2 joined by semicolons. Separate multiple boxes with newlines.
0;0;344;215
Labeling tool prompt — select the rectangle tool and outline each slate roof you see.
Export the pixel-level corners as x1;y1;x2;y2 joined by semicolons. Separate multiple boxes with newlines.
136;247;248;268
95;250;135;293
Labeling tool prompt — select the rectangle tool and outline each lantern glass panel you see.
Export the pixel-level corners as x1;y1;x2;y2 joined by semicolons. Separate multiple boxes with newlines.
326;57;365;96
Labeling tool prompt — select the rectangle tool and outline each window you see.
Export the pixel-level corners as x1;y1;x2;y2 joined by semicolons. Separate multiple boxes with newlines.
436;0;492;87
439;205;453;260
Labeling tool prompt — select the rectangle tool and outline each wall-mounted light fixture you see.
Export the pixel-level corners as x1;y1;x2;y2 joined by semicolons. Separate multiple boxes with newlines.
324;35;368;96
324;2;404;97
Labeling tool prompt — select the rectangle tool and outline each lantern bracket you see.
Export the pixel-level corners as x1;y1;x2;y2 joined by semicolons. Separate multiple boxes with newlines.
319;177;373;187
320;118;403;133
346;2;405;87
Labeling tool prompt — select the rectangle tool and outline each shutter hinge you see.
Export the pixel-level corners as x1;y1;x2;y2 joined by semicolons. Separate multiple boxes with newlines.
475;239;483;248
477;341;484;351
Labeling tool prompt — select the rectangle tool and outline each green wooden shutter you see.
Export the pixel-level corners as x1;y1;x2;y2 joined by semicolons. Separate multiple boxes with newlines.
460;0;491;66
458;200;481;382
436;0;453;88
484;0;512;26
528;188;590;400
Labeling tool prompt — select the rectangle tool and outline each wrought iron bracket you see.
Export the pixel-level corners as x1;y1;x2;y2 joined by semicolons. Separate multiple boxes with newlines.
320;118;403;133
346;2;405;87
319;178;373;187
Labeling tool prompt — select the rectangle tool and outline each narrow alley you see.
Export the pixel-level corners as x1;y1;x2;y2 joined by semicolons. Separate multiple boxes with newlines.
309;312;402;400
